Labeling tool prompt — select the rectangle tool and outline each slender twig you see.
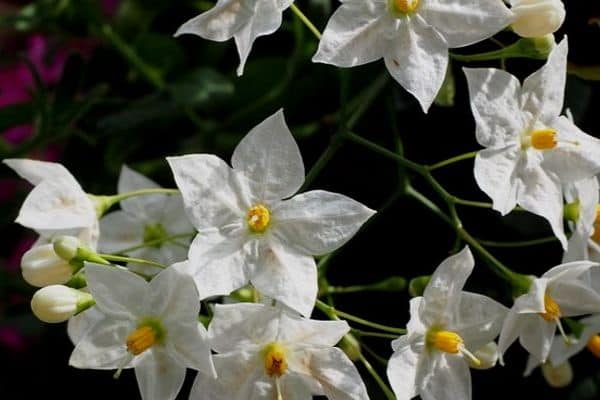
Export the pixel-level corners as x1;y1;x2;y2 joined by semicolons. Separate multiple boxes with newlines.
316;300;406;335
289;4;322;39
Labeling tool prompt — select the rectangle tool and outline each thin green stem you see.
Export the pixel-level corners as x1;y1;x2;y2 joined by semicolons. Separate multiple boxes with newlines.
322;276;406;295
359;353;396;400
98;254;167;269
477;236;558;248
316;300;406;335
289;4;322;40
115;232;196;254
361;342;389;367
91;188;180;215
352;329;399;340
428;151;478;171
452;198;493;209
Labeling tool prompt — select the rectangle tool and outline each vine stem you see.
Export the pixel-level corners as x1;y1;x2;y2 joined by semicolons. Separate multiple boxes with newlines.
315;300;406;335
359;354;397;400
428;151;478;171
289;4;322;40
98;254;167;269
114;232;197;254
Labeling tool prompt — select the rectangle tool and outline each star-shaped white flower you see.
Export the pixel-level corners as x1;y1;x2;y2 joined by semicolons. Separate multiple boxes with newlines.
313;0;513;112
167;109;375;316
99;165;193;274
191;302;369;400
69;263;215;400
465;38;600;249
174;0;292;76
562;177;600;262
386;246;507;400
549;314;600;366
498;261;600;363
3;158;99;246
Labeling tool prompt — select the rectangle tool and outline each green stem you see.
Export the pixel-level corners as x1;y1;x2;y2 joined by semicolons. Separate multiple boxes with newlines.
323;276;406;295
453;198;493;209
115;232;196;254
359;354;397;400
476;236;558;248
352;329;400;340
316;300;406;335
91;188;179;215
98;254;167;269
289;4;322;40
428;151;478;171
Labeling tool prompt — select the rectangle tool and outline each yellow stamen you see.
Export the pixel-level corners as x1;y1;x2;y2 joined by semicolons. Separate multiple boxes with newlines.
540;293;561;322
263;342;288;377
391;0;420;14
126;326;157;356
587;335;600;358
247;204;271;233
591;205;600;243
428;330;463;354
530;128;557;150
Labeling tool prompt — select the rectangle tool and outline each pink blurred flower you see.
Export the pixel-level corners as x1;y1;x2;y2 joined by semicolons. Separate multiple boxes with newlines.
0;326;26;351
102;0;120;16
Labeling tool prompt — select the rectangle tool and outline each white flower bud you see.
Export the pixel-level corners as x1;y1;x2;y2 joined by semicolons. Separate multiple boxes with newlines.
21;244;73;287
541;361;573;388
469;341;499;370
511;0;566;38
52;235;80;261
31;285;93;323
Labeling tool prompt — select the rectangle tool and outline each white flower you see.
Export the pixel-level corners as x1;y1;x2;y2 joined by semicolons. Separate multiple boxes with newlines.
99;166;193;274
509;0;565;38
190;302;369;400
563;177;600;262
498;261;600;363
313;0;513;112
3;158;99;248
174;0;292;76
465;38;600;249
167;110;375;316
69;263;215;400
386;247;507;400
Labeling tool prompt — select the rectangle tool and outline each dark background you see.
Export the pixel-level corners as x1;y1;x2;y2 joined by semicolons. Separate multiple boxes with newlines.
1;0;600;398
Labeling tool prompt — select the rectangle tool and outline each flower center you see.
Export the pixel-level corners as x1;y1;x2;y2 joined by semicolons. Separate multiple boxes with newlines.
262;342;288;377
247;204;271;233
522;128;557;150
426;329;481;366
126;318;165;356
389;0;420;15
143;223;168;248
587;335;600;358
591;205;600;243
540;293;561;322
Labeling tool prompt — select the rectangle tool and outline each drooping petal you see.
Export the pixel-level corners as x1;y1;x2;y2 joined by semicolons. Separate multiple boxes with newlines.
208;303;279;353
167;154;249;229
513;278;547;314
69;317;134;369
473;146;520;215
271;190;375;256
98;210;142;253
418;352;471;400
463;67;524;148
521;38;568;124
231;110;304;202
134;350;186;400
550;315;600;365
452;292;508;351
543;260;597;281
551;280;600;316
421;246;474;326
118;165;167;221
84;262;147;319
277;311;349;347
186;226;257;298
251;240;318;317
3;158;76;186
542;116;600;183
312;0;388;67
518;314;555;361
383;14;448;113
497;307;526;362
387;341;420;400
420;0;513;48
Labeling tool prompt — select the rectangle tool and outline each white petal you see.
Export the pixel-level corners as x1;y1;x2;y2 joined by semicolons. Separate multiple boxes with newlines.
473;146;520;215
69;317;133;369
159;194;195;235
186;226;257;298
521;38;568;123
118;165;167;220
405;297;427;337
17;178;95;230
231;110;304;201
302;347;369;400
550;329;592;366
279;374;314;400
387;341;420;400
167;154;249;229
312;0;388;67
543;260;598;281
524;354;542;377
175;0;255;41
513;278;547;314
420;0;513;48
84;262;148;319
551;280;600;316
463;67;524;148
497;307;525;362
3;158;76;185
135;350;186;400
383;14;449;113
67;306;104;345
418;352;471;400
452;292;508;350
232;0;286;75
146;267;201;325
251;240;318;317
277;311;349;347
519;314;555;361
98;210;142;253
421;246;474;325
272;190;375;256
542;116;600;183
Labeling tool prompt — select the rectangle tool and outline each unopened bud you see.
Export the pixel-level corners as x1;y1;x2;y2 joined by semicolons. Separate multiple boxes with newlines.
469;342;499;370
408;275;430;297
541;361;573;388
511;0;565;38
21;244;74;287
563;200;581;223
53;236;80;262
31;285;94;323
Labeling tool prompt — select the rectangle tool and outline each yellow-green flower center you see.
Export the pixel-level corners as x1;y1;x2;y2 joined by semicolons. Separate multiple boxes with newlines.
126;318;166;356
143;223;168;248
247;204;271;233
540;292;561;322
390;0;420;14
262;342;288;377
